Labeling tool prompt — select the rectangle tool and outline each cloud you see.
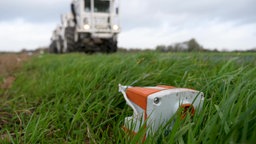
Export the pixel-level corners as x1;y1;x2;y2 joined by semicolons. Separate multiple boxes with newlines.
0;0;69;23
119;20;256;50
119;0;256;50
0;19;55;52
0;0;256;51
120;0;256;30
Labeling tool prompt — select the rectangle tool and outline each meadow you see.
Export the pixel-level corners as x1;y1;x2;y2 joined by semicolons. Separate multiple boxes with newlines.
0;52;256;143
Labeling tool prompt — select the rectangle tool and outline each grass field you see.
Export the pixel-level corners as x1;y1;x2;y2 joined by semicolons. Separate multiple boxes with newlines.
1;52;256;143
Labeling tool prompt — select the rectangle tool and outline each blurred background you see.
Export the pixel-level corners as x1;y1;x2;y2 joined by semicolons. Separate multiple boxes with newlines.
0;0;256;52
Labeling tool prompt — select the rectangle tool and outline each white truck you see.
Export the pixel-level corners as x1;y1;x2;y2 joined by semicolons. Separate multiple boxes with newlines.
49;0;120;53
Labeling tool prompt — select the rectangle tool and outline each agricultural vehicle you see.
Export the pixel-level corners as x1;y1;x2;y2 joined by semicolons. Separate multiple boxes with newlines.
119;84;204;138
49;0;120;53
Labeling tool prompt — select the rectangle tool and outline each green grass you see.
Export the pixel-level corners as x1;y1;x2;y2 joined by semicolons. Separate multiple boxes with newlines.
1;52;256;143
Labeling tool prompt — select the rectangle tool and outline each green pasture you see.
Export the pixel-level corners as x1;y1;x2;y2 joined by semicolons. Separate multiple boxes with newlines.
1;52;256;143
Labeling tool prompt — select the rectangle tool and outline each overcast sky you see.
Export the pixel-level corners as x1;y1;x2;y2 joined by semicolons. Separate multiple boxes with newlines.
0;0;256;51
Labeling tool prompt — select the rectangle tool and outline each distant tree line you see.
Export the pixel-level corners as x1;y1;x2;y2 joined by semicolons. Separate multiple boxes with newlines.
14;38;256;53
118;38;212;53
156;38;210;52
119;38;256;53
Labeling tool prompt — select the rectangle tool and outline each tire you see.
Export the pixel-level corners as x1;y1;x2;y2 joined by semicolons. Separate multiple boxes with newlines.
105;39;117;53
100;39;117;53
65;27;76;52
58;37;64;53
49;41;58;53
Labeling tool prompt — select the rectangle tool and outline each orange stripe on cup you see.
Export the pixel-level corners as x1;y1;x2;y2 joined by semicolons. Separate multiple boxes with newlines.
157;85;176;89
126;87;160;110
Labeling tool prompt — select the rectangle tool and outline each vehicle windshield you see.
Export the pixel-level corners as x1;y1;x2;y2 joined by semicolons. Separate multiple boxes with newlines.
84;0;110;13
94;0;110;12
84;0;91;12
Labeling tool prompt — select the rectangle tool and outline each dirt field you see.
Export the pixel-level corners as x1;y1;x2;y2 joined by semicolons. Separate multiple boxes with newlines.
0;53;32;89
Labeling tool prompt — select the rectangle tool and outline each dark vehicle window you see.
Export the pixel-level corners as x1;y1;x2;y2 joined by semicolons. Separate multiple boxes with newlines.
94;0;110;12
85;0;91;12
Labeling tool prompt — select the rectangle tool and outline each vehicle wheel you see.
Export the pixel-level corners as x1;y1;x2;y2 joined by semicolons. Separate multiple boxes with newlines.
105;39;117;53
59;38;64;53
49;41;58;53
111;40;118;52
65;27;76;52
